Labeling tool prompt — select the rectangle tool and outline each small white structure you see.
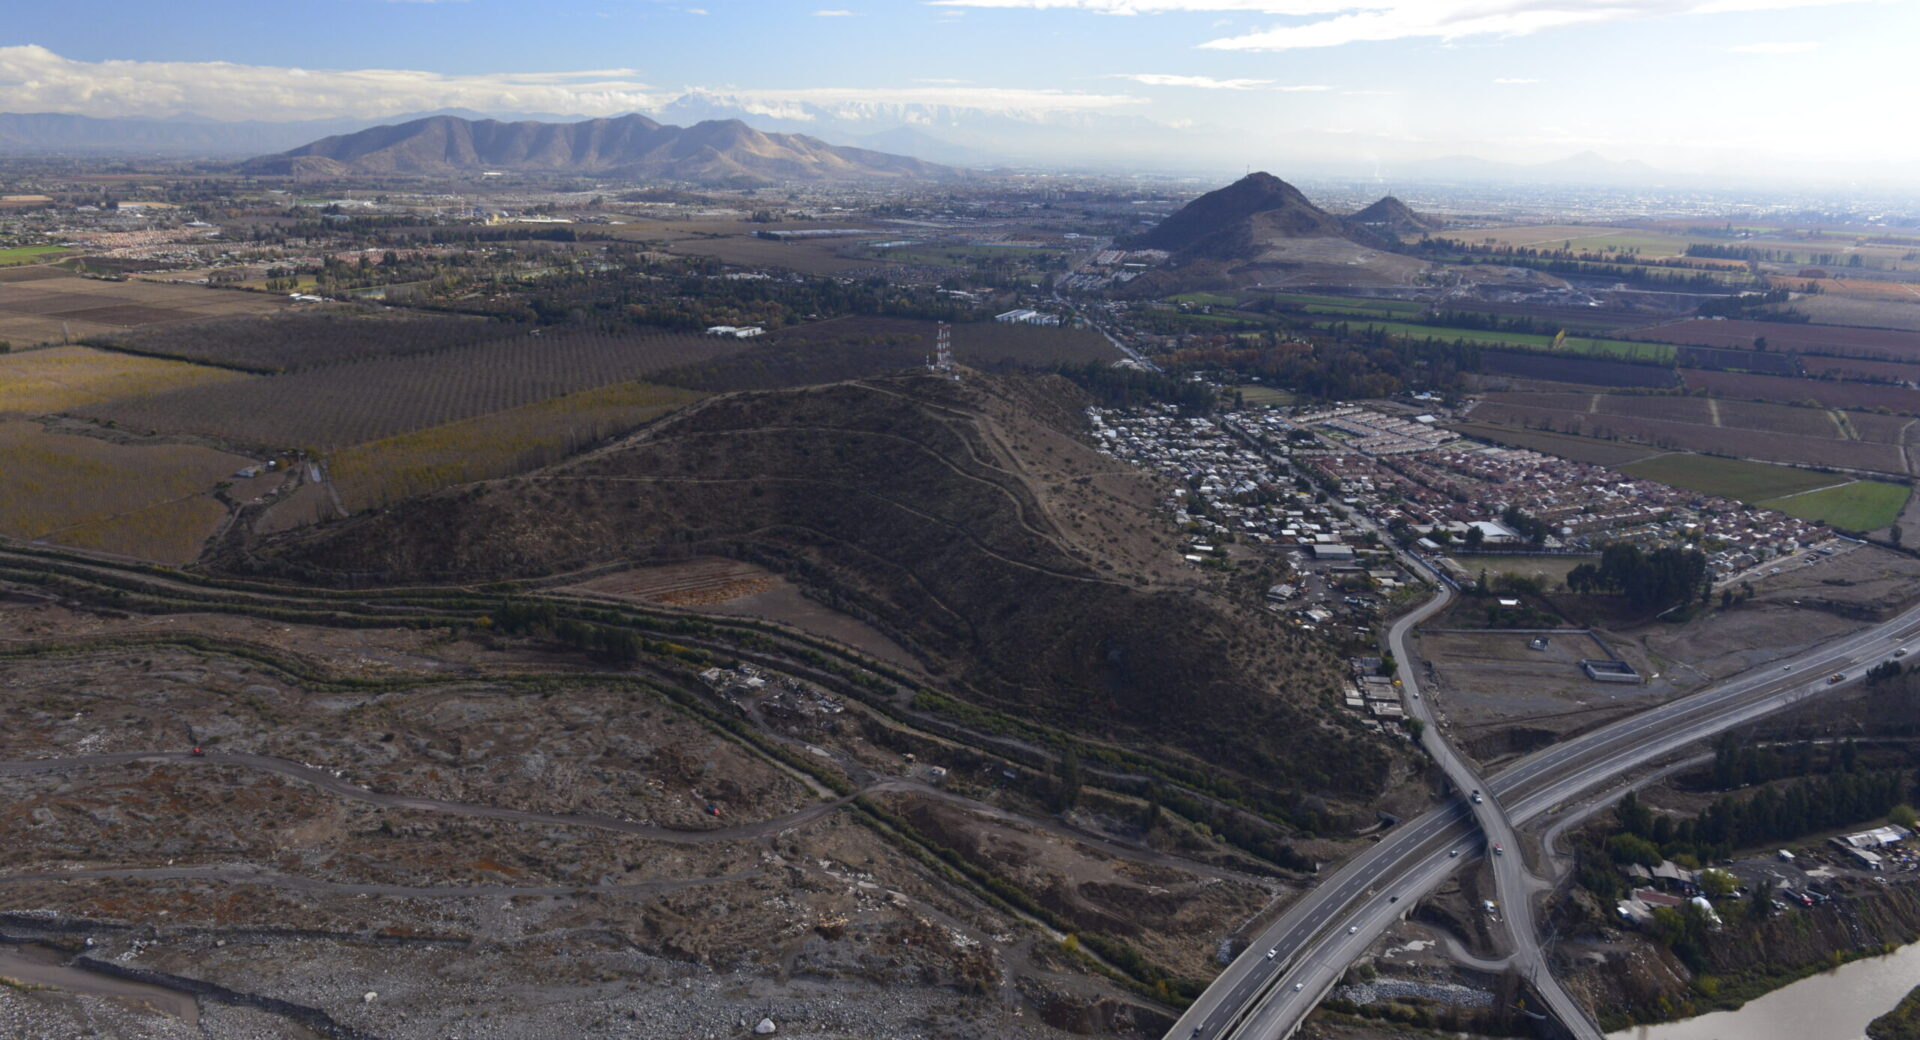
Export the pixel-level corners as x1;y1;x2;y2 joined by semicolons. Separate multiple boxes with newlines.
994;308;1060;326
705;325;765;338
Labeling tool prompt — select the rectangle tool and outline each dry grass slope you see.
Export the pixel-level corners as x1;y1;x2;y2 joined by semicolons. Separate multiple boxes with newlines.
0;417;248;563
0;346;249;414
329;380;706;510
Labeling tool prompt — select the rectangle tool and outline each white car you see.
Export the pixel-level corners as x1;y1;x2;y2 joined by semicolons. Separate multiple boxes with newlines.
1266;947;1278;960
1348;925;1359;934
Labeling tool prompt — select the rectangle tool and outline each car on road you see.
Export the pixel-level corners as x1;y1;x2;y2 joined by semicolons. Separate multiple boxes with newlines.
1266;947;1278;959
1470;789;1482;804
1449;848;1460;858
1898;647;1910;658
1347;925;1358;934
1828;672;1846;684
1492;843;1504;856
1294;982;1304;991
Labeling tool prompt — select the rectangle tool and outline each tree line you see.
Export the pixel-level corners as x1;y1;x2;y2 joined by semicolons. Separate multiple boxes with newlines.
1567;542;1709;611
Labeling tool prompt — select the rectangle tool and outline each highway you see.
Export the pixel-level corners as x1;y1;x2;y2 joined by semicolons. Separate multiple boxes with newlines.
1167;583;1920;1040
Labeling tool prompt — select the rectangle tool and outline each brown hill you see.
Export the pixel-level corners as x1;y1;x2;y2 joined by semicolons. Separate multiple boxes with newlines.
230;372;1394;800
1133;171;1386;262
241;113;965;184
1348;195;1439;237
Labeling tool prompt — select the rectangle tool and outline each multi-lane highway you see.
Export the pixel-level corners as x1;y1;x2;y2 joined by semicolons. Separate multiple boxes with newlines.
1168;582;1920;1040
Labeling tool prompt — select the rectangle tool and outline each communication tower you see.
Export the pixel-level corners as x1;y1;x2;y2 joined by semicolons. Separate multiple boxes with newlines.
930;322;956;378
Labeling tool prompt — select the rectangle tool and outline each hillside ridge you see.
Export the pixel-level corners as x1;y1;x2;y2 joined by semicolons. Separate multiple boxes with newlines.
241;113;967;184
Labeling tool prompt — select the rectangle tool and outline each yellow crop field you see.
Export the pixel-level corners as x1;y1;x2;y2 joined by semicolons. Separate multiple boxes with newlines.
53;496;232;564
0;418;249;563
0;346;249;414
329;380;705;510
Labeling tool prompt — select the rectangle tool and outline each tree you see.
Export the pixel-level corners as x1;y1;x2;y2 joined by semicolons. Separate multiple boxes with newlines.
1697;868;1738;899
1750;875;1776;919
1464;525;1486;551
1893;804;1918;830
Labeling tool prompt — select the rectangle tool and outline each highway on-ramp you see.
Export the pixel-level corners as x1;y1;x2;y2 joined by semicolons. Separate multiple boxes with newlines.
1169;585;1920;1040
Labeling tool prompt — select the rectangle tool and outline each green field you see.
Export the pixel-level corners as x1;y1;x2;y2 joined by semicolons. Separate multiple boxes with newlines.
1615;453;1837;502
1167;291;1242;307
1329;319;1676;361
1760;480;1912;532
0;245;68;266
1231;385;1295;407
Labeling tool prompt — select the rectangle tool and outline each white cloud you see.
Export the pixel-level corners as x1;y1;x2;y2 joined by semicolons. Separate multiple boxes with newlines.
0;46;1143;124
1197;0;1868;51
1113;73;1269;88
0;45;668;121
1493;76;1542;83
933;0;1870;49
671;85;1146;122
812;8;855;14
1729;40;1819;52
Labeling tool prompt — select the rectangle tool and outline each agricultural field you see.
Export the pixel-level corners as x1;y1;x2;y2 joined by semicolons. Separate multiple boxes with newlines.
659;233;877;274
1167;291;1243;307
1454;224;1693;256
1592;394;1713;424
0;417;256;563
1332;318;1675;360
1791;294;1920;333
1258;291;1428;320
1629;318;1920;360
329;380;705;510
0;345;249;413
1464;391;1910;475
1447;421;1662;467
1803;355;1920;383
0;267;286;346
1760;480;1911;532
0;245;68;266
1682;368;1920;414
80;327;749;451
1672;344;1798;374
108;308;520;372
1479;349;1679;389
1614;453;1838;503
1765;275;1920;301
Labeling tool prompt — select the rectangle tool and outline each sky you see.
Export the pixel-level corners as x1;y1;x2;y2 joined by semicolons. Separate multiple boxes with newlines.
6;0;1919;179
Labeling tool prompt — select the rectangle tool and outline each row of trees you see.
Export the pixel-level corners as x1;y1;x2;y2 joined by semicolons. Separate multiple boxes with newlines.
1608;770;1913;866
1567;543;1709;611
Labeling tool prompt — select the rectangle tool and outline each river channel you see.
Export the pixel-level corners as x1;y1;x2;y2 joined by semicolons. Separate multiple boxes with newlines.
1607;940;1920;1040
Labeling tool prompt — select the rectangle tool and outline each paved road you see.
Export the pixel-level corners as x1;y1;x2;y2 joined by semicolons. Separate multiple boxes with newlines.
1170;587;1920;1040
1388;583;1604;1039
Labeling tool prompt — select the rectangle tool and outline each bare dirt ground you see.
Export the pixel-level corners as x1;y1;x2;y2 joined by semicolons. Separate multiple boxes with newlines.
1414;628;1672;766
1402;546;1920;768
0;589;1267;1038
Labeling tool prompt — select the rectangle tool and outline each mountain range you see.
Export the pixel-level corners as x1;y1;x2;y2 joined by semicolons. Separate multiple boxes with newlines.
239;113;965;183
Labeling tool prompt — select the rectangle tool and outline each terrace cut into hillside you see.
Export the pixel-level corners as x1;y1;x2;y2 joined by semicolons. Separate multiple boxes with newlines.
234;371;1397;801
